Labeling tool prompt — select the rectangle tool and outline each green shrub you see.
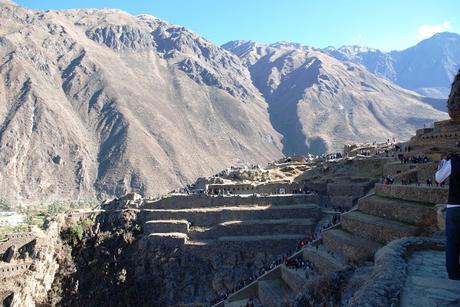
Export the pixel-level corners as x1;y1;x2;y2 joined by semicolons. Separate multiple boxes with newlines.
69;223;84;242
0;198;10;211
66;218;94;243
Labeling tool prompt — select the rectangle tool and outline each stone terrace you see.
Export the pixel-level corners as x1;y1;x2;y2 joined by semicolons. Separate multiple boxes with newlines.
219;183;447;307
139;194;324;255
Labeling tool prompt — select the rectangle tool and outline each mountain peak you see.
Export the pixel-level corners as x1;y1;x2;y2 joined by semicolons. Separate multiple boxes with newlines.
0;0;17;5
431;31;460;39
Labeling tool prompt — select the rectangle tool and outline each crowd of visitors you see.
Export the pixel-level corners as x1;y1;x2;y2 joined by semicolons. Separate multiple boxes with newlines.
325;152;343;160
285;257;314;271
399;155;429;164
380;176;395;185
176;184;193;194
382;175;448;188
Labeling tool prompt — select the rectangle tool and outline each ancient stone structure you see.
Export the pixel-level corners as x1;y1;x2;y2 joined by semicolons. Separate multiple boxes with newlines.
0;232;36;260
206;181;303;196
350;237;460;306
407;75;460;158
0;222;62;307
140;194;322;253
0;232;37;305
407;120;460;159
448;70;460;121
219;166;446;306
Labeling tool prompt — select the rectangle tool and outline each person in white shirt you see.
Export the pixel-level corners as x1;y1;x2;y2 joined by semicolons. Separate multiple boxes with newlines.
436;153;460;280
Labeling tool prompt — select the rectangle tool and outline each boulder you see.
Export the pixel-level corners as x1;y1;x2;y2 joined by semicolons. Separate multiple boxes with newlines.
448;70;460;121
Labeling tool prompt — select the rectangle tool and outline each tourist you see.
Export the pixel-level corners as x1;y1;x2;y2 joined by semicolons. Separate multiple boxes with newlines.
436;153;460;280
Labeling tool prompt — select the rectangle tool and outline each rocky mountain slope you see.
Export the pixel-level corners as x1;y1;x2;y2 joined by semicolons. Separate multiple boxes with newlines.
0;1;282;206
223;41;448;155
324;32;460;98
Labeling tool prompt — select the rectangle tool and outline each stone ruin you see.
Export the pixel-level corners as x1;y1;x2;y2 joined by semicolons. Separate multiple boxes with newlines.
209;76;460;307
0;220;63;307
407;70;460;161
0;232;37;305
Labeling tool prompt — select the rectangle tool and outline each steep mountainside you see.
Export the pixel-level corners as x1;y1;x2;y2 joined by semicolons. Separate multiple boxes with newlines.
223;41;448;155
0;2;282;206
324;32;460;98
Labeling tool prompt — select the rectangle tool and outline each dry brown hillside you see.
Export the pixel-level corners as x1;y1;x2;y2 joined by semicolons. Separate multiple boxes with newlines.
0;2;283;206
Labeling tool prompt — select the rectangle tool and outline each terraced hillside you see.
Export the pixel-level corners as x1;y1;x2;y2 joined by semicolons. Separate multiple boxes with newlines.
219;162;454;306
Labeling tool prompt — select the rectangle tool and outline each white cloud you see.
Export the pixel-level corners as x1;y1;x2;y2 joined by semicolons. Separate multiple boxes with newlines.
417;21;451;39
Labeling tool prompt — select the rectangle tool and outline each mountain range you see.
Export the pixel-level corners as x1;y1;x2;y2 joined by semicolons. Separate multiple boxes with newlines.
0;1;282;205
0;0;455;205
323;32;460;99
222;41;448;155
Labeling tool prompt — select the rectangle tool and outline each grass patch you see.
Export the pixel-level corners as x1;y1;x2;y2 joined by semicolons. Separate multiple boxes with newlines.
64;218;94;244
0;224;30;240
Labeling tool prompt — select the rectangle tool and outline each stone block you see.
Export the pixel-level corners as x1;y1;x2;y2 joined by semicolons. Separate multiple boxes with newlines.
188;218;316;240
280;265;308;294
322;228;381;264
327;183;367;196
144;220;190;234
143;194;320;210
375;184;448;204
216;234;304;255
302;245;347;274
258;279;293;307
328;196;357;208
341;211;419;244
358;195;437;227
147;233;187;248
140;204;320;227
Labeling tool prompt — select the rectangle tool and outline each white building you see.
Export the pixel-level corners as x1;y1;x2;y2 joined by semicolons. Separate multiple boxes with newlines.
0;212;26;227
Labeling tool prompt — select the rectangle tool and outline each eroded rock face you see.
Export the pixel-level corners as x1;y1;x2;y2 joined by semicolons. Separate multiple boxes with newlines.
0;3;282;206
448;70;460;121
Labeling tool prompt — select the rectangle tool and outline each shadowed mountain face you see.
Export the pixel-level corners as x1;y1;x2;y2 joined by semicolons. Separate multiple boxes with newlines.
0;2;283;206
223;41;448;155
323;32;460;99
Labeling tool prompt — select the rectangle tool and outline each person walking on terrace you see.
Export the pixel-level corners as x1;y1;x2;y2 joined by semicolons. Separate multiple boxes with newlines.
436;153;460;280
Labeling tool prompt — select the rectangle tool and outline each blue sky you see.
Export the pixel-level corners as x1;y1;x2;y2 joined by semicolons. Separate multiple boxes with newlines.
14;0;460;51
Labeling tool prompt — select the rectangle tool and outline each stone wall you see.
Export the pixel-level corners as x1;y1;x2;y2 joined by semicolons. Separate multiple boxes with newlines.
375;184;448;204
143;194;320;210
0;232;36;255
324;180;376;208
348;237;444;307
409;120;460;152
140;204;320;226
206;182;303;195
8;221;62;307
188;219;316;240
0;262;32;279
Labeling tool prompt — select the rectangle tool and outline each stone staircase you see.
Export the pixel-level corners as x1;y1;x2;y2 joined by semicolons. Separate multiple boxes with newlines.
220;184;446;306
139;195;323;254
